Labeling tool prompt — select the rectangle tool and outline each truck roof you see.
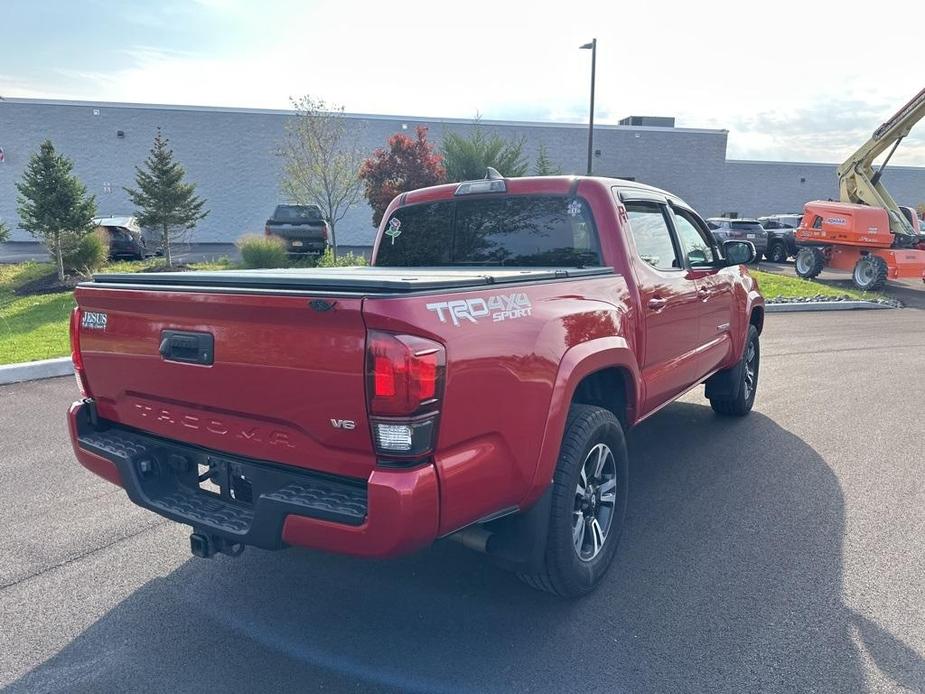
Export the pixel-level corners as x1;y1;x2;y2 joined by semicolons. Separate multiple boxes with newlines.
398;175;692;210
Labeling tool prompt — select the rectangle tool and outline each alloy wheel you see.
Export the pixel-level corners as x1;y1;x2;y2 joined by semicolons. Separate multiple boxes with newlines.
573;443;617;561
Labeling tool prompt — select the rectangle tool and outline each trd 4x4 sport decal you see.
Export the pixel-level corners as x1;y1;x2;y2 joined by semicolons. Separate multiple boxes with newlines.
426;293;532;327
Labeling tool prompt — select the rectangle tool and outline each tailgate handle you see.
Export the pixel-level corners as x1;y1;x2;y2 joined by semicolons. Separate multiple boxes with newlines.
159;330;214;366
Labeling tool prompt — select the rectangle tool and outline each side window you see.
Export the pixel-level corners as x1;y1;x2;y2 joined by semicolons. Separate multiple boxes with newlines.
707;221;720;230
673;209;717;266
812;215;823;229
625;202;680;271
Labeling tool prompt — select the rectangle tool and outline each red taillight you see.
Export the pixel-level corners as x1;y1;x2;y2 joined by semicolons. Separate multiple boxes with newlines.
322;223;330;241
264;226;272;236
367;331;444;416
69;307;90;396
366;331;445;460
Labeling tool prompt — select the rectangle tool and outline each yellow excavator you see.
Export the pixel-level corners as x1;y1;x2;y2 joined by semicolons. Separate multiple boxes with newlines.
795;87;925;290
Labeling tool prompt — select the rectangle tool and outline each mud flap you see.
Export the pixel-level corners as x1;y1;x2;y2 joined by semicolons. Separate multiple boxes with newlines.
484;486;553;574
705;358;744;400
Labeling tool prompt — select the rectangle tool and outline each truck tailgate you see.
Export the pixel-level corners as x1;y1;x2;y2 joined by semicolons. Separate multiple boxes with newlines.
73;285;374;480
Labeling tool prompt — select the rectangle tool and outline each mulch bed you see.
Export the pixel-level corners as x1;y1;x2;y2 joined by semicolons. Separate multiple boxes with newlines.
12;272;81;297
12;263;195;297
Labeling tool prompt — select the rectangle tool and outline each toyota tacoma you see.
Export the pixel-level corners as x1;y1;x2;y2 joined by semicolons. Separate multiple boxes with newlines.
68;174;764;597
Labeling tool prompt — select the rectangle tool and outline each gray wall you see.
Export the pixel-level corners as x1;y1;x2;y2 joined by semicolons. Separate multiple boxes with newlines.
723;160;925;218
2;98;923;245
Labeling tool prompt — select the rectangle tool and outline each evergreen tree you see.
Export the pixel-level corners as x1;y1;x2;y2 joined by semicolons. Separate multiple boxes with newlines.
441;118;528;182
534;144;562;176
124;130;208;267
16;140;97;281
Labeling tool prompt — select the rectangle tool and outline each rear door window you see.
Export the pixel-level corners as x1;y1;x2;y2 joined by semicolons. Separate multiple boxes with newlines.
624;202;680;271
377;195;602;267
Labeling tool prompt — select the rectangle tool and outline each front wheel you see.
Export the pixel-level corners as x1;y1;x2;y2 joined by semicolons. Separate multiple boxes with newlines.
709;324;760;417
518;404;629;598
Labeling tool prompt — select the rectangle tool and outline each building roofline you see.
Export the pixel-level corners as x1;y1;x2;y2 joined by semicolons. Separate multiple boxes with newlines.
727;158;925;171
0;96;728;135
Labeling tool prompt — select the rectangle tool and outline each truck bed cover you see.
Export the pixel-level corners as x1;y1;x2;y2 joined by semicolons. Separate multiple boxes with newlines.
87;266;613;295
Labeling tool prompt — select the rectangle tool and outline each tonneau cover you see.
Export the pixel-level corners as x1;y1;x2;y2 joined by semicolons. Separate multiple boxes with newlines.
88;266;613;294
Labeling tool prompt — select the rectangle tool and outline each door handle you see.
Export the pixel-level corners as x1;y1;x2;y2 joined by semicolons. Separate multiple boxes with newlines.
647;297;667;311
698;286;710;301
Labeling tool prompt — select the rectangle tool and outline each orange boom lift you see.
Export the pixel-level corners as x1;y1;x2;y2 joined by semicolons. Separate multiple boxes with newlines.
794;87;925;290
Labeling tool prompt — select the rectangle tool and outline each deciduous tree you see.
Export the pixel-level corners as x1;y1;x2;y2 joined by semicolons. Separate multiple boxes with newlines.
280;95;365;257
359;126;445;226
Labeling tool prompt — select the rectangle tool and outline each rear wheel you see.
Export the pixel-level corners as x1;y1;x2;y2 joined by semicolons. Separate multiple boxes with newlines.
767;241;788;263
795;247;825;278
852;255;887;291
518;404;628;598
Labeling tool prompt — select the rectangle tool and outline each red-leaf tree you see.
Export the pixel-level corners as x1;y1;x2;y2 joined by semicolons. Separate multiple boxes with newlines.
359;126;446;227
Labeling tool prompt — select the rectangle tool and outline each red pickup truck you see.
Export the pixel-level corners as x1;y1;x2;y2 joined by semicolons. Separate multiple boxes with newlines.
67;175;763;597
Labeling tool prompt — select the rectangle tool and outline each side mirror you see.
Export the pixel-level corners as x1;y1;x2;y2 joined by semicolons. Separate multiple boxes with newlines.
723;240;756;266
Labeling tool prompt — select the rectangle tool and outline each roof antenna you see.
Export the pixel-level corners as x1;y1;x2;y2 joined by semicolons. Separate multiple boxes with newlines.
485;167;503;180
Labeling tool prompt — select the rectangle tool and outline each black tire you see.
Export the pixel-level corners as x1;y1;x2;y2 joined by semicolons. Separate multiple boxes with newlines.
709;324;759;417
794;247;825;278
852;255;887;291
518;404;629;598
767;241;788;263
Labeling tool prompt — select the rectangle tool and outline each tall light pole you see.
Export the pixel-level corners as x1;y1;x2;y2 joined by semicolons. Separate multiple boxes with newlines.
579;38;597;175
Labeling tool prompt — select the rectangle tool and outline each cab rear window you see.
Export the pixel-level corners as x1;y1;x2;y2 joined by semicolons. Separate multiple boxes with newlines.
377;195;602;267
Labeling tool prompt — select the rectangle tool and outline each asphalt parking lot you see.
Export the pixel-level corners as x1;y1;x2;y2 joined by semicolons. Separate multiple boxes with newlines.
1;308;924;693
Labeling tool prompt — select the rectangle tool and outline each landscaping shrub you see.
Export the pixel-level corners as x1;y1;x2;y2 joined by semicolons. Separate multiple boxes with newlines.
61;231;109;274
317;247;367;267
237;234;288;268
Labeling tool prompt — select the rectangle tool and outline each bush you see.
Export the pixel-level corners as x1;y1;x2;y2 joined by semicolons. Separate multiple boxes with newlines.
61;231;109;275
317;248;367;267
237;234;288;268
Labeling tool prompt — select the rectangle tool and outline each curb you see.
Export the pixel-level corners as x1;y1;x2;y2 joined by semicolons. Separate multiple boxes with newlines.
766;301;895;313
0;357;74;385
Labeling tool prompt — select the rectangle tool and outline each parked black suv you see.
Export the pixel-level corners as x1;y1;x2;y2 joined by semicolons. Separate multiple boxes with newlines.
93;216;148;260
757;214;802;263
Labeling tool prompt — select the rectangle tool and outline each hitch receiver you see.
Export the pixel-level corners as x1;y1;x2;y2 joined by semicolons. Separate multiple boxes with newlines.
190;532;245;559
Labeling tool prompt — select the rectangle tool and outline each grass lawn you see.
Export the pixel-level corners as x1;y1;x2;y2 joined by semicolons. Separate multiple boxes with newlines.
750;270;885;302
0;258;232;365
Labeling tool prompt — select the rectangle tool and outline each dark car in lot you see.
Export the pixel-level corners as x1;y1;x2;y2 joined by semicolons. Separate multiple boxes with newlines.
93;216;147;260
265;204;330;255
758;214;803;263
706;218;768;260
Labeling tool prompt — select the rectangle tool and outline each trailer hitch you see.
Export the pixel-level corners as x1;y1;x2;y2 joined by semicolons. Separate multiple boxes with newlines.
189;531;245;559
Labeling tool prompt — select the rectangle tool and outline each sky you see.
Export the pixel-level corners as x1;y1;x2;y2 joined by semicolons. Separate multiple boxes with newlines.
2;0;923;165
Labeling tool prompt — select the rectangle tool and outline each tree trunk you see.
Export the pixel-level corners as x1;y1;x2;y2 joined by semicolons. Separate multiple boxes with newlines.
163;226;172;268
54;232;65;283
329;222;338;260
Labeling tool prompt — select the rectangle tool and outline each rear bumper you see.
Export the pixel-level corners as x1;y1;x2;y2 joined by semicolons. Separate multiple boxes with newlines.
267;233;327;254
67;401;439;558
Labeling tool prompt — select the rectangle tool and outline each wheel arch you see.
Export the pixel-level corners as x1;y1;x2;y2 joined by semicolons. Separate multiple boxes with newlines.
521;338;640;509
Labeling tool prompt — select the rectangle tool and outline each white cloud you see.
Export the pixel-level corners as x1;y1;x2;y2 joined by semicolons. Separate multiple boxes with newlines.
3;0;924;164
